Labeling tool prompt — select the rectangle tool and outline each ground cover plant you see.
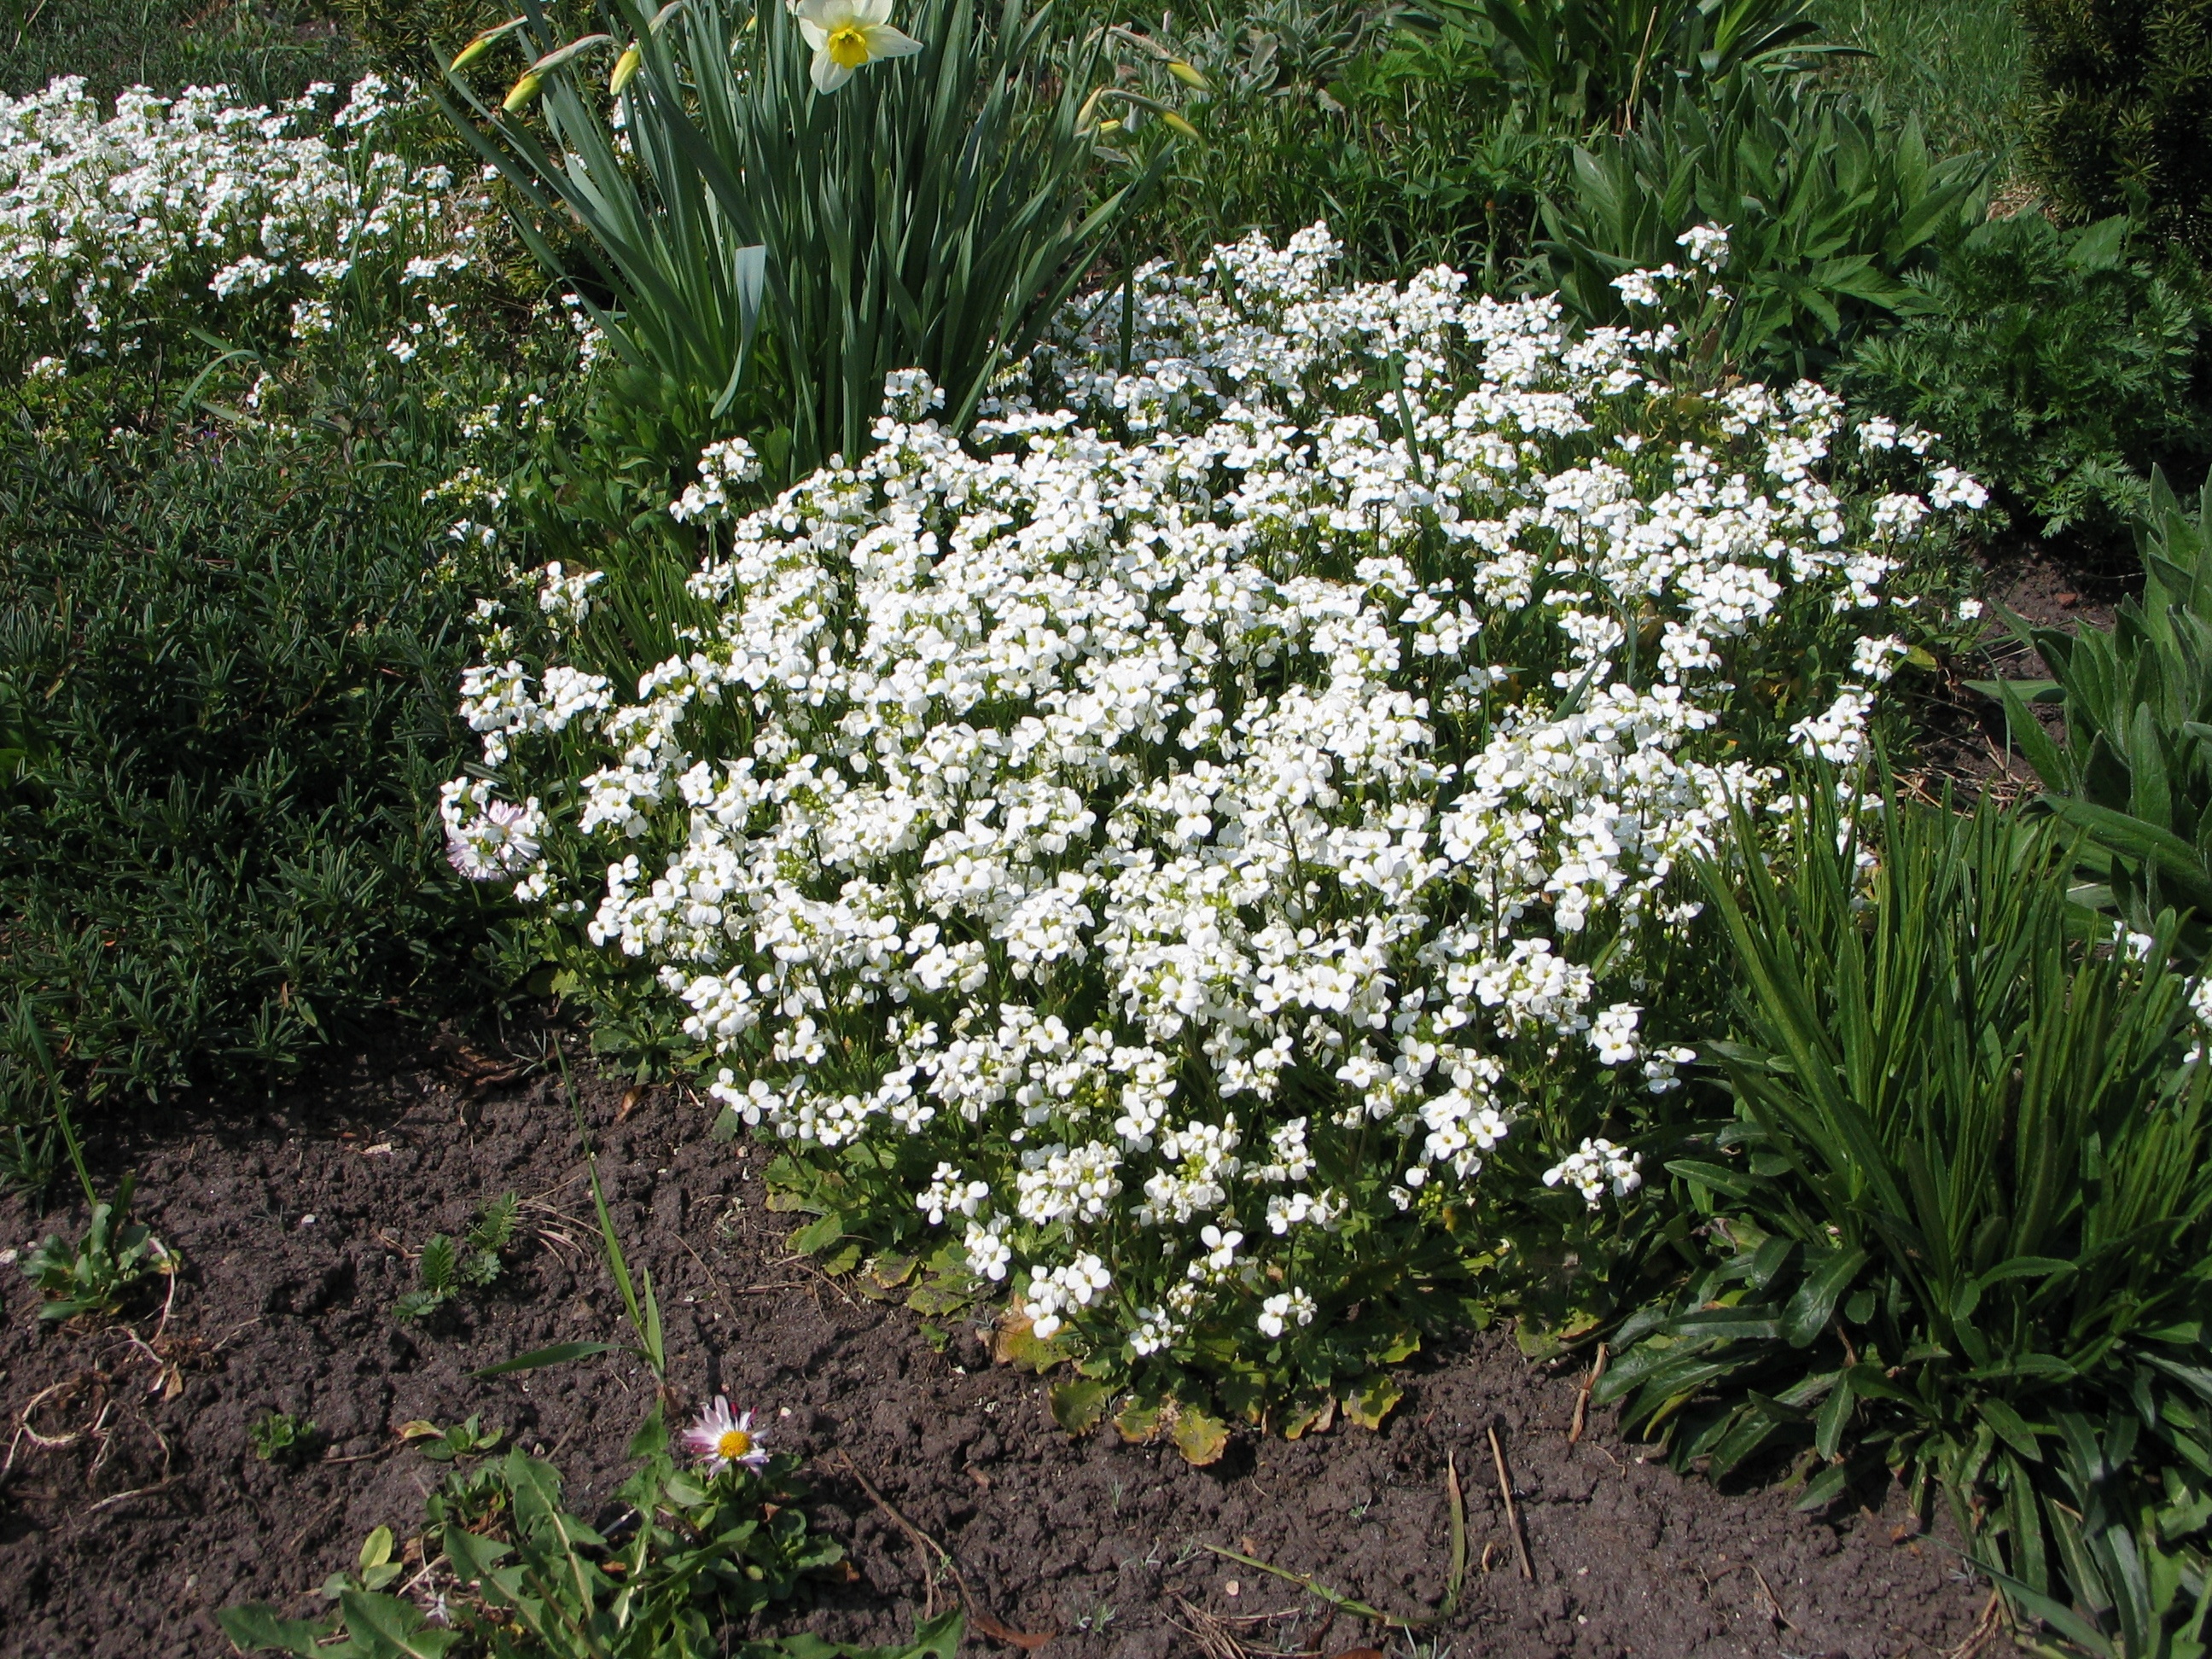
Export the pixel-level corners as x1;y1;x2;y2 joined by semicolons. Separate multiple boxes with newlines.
439;224;1988;1441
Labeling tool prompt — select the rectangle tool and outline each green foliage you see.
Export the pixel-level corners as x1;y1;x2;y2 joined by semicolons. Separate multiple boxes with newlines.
2019;0;2212;255
1537;70;1988;378
403;1413;507;1462
1111;0;1556;282
1460;0;1844;131
218;1422;955;1659
444;0;1167;478
1983;1411;2212;1659
393;1192;520;1323
0;0;359;106
1842;212;2212;544
20;1168;174;1321
0;365;520;1121
1986;470;2212;960
249;1410;323;1465
1601;787;2212;1649
327;0;523;75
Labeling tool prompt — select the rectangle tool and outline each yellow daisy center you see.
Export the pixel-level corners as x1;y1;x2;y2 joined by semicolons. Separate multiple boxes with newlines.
826;24;872;68
716;1427;754;1461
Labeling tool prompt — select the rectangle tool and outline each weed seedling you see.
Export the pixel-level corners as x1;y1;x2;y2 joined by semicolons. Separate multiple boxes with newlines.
248;1411;320;1466
15;1015;172;1323
391;1190;518;1323
399;1412;504;1463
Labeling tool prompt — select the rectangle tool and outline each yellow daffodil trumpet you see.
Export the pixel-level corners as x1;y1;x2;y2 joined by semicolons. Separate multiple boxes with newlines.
793;0;923;94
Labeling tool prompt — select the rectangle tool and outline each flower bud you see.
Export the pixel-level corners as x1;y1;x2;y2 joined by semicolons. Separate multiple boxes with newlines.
609;44;643;94
1161;111;1202;142
502;70;544;112
1166;59;1210;91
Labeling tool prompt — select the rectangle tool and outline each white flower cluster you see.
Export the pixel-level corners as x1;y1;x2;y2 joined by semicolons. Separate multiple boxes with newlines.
444;226;1976;1364
1542;1138;1644;1209
0;74;485;350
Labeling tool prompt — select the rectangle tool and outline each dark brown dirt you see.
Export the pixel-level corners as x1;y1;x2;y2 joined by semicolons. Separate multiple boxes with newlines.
1903;538;2138;799
0;1041;1991;1659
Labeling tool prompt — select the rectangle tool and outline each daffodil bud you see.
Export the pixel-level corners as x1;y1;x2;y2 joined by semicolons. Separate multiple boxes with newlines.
502;70;543;112
1161;111;1202;142
451;15;527;72
1166;59;1210;92
609;44;643;94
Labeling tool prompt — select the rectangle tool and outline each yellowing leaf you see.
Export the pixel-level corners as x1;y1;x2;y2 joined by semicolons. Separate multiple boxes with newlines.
1342;1375;1403;1431
1171;1405;1230;1466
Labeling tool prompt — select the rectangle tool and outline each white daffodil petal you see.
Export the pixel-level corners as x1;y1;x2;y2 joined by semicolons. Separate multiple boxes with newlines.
811;51;855;91
860;22;923;57
853;0;894;23
796;17;829;48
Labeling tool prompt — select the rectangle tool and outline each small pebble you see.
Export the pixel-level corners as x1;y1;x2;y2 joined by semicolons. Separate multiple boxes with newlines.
298;1214;316;1227
1224;1580;1239;1598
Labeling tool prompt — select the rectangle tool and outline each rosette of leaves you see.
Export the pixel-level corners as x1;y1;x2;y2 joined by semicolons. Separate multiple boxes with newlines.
1599;785;2212;1648
393;1192;521;1323
21;1170;173;1322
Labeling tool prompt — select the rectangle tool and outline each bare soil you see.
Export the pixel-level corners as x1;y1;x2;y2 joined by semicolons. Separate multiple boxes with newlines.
0;1040;1992;1659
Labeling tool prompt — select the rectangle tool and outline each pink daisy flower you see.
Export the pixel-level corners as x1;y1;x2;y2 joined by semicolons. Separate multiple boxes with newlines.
684;1395;770;1473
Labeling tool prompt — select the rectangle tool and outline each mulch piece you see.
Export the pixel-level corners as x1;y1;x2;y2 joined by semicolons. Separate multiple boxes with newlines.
0;1039;1988;1658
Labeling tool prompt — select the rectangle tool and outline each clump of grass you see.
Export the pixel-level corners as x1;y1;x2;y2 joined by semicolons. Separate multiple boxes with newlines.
0;0;361;105
1813;0;2027;176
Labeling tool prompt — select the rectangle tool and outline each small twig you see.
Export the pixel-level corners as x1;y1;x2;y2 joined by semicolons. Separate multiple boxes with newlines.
1487;1423;1534;1581
1750;1563;1797;1630
83;1476;177;1516
1569;1342;1608;1444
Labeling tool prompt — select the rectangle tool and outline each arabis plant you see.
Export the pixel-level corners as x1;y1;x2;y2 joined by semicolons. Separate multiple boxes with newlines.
0;75;486;361
444;228;1981;1429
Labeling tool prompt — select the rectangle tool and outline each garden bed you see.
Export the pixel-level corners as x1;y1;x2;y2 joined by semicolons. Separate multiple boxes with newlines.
0;1039;1988;1659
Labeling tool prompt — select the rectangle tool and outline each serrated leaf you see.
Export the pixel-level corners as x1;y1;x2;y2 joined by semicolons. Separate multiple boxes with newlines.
1170;1405;1230;1465
905;1276;975;1318
215;1604;329;1656
1342;1374;1403;1430
992;1313;1073;1372
1114;1398;1165;1443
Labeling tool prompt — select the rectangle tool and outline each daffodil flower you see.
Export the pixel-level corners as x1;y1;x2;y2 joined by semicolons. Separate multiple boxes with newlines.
793;0;923;94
